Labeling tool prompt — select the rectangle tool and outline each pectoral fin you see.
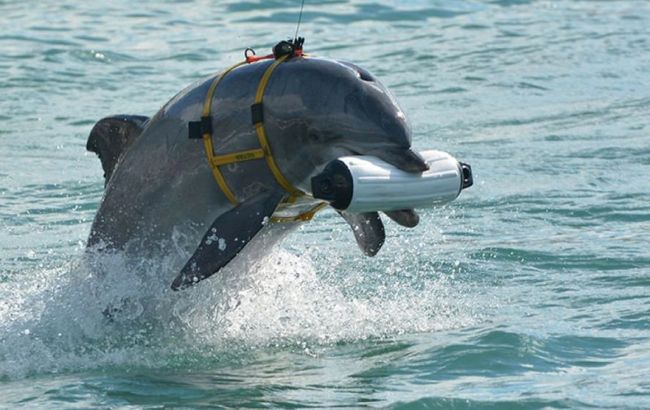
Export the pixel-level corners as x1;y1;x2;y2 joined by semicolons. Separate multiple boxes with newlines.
338;211;385;256
171;190;284;290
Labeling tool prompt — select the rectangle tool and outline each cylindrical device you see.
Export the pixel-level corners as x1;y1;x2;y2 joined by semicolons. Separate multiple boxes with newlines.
311;150;472;213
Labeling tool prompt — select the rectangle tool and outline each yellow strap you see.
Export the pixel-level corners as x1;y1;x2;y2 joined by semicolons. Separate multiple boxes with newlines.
202;61;246;117
253;55;303;198
212;148;265;166
203;136;237;204
202;61;247;205
271;202;328;223
199;55;325;222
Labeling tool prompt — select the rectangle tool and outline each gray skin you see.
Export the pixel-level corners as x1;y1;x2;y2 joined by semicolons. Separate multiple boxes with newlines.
87;57;427;290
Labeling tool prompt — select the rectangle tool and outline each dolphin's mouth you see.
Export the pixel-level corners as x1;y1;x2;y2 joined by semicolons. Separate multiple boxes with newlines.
371;148;429;173
336;142;429;174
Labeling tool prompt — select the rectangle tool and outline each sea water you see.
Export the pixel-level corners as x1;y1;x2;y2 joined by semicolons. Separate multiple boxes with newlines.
1;0;649;408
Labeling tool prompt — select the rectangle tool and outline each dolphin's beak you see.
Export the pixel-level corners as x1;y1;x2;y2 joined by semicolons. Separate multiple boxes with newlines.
374;148;429;173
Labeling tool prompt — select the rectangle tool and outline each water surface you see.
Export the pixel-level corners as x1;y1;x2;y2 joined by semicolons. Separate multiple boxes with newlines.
1;0;650;408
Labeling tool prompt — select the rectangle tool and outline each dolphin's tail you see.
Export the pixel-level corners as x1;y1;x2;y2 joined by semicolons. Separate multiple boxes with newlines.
86;115;149;185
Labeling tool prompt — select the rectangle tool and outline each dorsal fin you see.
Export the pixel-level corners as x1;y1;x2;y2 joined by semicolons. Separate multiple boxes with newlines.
86;115;149;185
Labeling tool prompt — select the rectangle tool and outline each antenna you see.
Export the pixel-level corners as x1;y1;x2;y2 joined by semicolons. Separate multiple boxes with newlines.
293;0;306;41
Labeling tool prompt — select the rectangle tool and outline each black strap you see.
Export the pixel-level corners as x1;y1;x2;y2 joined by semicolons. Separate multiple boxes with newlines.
188;116;213;139
251;103;264;124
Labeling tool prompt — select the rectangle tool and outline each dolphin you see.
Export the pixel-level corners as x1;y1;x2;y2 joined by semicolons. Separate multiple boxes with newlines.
86;56;429;290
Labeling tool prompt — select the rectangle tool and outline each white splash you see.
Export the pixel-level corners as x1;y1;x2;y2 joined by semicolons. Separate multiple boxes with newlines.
0;244;479;380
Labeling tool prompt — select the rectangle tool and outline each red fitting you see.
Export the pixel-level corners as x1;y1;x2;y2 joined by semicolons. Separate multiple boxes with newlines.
246;53;274;64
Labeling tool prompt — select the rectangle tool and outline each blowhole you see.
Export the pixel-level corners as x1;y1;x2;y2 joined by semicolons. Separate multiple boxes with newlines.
358;69;374;82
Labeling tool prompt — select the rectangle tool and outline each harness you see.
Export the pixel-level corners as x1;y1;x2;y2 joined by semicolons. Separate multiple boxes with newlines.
188;39;327;223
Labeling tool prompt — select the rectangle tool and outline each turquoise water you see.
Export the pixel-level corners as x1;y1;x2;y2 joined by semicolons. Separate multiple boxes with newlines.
2;0;650;407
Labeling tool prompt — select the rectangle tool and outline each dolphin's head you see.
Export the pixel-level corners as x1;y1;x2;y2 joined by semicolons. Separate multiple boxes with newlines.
265;57;428;192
